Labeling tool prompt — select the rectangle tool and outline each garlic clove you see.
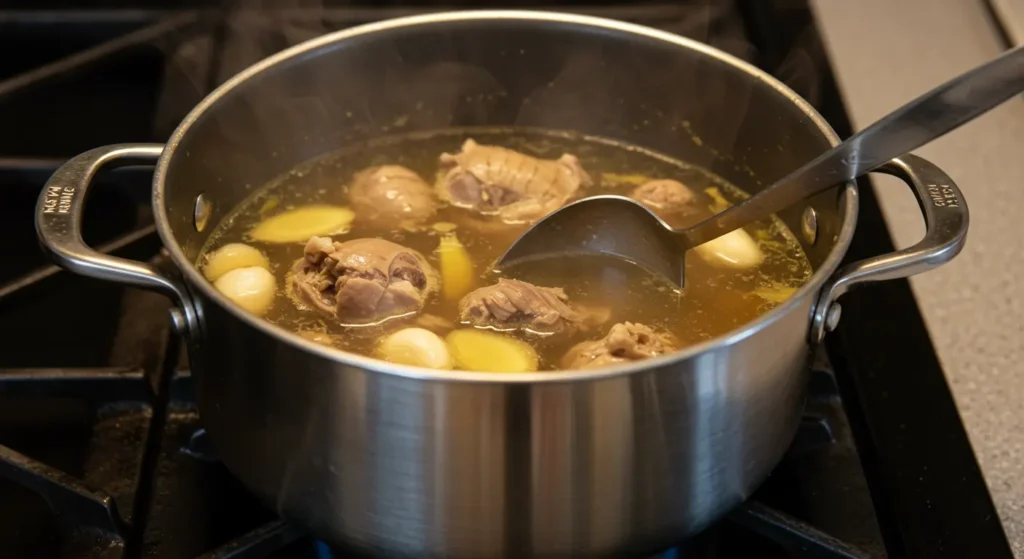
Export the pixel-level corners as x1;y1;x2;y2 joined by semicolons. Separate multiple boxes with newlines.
694;228;765;270
214;266;277;316
202;243;270;282
378;327;453;369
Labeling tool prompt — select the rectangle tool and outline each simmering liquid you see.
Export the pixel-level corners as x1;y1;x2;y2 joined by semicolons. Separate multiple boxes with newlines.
199;128;813;370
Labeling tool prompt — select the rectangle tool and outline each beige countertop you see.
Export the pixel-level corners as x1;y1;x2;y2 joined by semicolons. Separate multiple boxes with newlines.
810;0;1024;554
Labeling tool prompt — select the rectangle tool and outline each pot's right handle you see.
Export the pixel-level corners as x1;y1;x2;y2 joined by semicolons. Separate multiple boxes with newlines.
35;144;199;332
810;154;968;344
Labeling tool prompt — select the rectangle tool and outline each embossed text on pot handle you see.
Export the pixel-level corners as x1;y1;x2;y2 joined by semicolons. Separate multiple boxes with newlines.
35;144;188;302
810;154;968;344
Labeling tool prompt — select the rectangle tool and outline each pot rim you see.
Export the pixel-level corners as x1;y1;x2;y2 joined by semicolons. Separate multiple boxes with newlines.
153;9;858;383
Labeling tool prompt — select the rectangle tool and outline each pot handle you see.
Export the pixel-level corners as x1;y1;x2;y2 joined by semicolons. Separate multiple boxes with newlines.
35;143;192;307
810;154;968;344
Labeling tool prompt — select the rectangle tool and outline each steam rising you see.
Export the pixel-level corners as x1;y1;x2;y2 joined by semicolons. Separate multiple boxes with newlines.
775;27;824;107
153;2;799;152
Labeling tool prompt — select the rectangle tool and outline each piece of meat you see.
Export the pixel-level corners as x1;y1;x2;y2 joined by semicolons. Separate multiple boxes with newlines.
438;139;591;223
629;179;696;214
290;236;438;325
349;165;436;225
574;303;613;330
458;278;581;334
561;322;676;369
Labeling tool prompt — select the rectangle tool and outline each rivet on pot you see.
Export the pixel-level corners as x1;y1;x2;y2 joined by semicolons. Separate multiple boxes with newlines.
169;307;188;334
801;207;818;245
825;303;842;332
194;194;212;232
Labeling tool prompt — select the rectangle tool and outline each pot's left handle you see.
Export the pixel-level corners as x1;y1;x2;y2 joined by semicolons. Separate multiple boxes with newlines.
35;144;192;309
810;154;968;343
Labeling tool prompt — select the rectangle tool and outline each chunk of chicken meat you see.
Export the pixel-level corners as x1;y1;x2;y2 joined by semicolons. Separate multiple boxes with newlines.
349;165;436;225
561;322;676;369
629;179;696;216
438;139;591;223
457;278;582;334
290;236;438;324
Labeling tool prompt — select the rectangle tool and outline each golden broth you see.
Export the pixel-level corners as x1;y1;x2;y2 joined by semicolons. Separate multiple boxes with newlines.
198;128;813;370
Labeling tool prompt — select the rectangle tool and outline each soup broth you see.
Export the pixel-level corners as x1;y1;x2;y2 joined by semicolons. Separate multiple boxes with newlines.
198;128;813;371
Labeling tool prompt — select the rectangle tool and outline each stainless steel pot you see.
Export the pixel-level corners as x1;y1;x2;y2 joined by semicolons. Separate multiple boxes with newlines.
35;11;968;558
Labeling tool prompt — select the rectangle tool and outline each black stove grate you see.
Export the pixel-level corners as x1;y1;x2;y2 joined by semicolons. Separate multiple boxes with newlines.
0;2;1011;558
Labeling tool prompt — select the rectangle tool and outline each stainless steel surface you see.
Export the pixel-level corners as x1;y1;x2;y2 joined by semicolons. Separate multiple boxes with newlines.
33;143;203;337
33;10;969;558
498;194;690;286
35;144;176;297
193;192;212;233
810;155;968;343
801;206;818;245
684;44;1017;246
824;303;842;333
811;1;1024;551
502;44;1010;287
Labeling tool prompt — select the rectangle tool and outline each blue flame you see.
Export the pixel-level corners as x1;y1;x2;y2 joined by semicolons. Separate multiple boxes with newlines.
314;540;333;559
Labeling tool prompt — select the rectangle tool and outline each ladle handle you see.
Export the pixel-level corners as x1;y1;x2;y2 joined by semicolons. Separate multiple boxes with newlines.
682;44;1024;247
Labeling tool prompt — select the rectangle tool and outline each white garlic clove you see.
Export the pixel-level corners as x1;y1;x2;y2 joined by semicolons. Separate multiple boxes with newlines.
214;266;277;316
694;228;765;270
202;243;270;282
378;327;453;369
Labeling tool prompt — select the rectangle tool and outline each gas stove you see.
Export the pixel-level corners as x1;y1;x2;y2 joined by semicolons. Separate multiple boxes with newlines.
0;2;1013;558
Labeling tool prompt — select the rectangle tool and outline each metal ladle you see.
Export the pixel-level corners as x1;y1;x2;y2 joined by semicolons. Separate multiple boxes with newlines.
498;44;1024;288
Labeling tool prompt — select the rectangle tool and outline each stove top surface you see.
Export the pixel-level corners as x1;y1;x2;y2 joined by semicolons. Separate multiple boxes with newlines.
0;2;1012;558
